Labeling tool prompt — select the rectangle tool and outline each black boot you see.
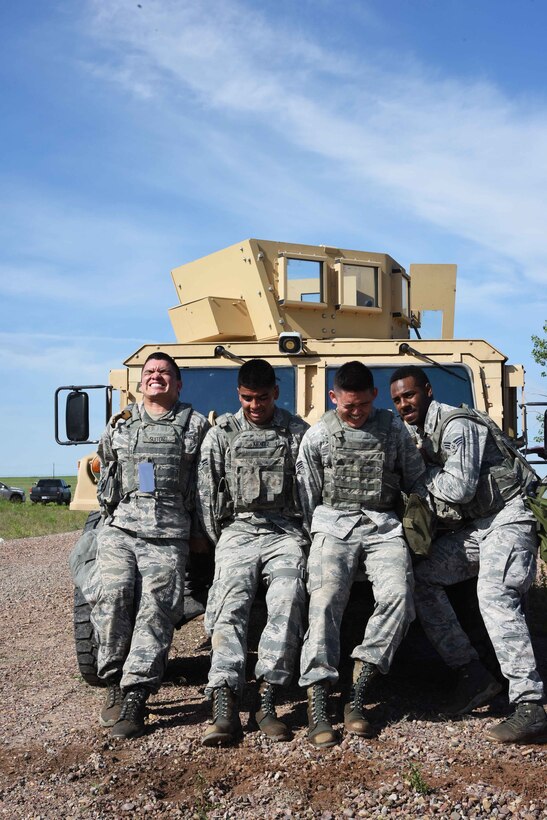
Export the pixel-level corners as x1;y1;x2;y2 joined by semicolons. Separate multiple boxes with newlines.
307;683;338;748
202;686;242;747
111;687;149;740
255;681;292;741
344;660;377;737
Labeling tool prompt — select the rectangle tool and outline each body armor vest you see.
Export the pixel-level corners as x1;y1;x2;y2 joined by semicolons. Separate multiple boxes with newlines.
425;405;536;520
321;409;400;511
216;409;299;514
117;402;194;498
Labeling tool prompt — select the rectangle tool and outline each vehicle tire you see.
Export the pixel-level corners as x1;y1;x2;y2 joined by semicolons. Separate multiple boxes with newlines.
9;494;23;503
73;510;103;687
74;586;102;687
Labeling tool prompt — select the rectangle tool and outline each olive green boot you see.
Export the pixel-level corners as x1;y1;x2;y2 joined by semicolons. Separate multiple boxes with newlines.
255;681;292;741
99;677;123;728
307;683;338;748
344;660;377;737
202;686;242;747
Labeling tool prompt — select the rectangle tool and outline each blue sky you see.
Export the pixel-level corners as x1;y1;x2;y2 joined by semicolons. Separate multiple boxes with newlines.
1;0;546;476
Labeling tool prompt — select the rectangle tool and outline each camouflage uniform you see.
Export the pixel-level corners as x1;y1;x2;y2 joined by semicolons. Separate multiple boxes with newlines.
412;400;544;704
91;401;210;693
297;408;427;687
197;406;309;697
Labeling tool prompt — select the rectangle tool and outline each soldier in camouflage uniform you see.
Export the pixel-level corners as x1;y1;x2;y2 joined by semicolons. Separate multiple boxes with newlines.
197;359;308;746
390;365;547;744
92;352;210;740
297;361;428;748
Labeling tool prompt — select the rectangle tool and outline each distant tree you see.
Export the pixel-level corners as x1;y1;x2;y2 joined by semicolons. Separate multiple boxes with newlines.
531;321;547;378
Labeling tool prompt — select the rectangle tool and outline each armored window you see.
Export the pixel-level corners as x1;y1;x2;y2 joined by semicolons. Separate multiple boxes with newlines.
278;255;327;308
325;364;474;412
179;366;296;417
335;261;381;312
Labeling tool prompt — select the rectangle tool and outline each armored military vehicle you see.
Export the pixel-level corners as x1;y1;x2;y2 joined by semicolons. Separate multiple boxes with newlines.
57;239;546;685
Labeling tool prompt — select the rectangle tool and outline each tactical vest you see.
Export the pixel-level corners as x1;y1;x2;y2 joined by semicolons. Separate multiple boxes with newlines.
321;409;400;511
426;405;538;520
216;409;299;514
116;402;194;498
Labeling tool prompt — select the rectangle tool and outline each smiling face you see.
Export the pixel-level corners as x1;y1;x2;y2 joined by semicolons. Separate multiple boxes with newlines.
329;387;377;428
238;383;279;426
141;357;182;410
390;376;433;428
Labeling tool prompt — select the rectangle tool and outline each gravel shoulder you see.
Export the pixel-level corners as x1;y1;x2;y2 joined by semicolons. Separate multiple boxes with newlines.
1;532;546;819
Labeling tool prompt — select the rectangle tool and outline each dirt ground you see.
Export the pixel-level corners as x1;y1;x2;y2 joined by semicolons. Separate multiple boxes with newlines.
1;531;546;819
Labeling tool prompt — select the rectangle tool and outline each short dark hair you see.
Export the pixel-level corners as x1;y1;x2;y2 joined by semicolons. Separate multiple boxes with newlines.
238;358;276;390
142;352;180;380
333;361;374;392
389;365;430;389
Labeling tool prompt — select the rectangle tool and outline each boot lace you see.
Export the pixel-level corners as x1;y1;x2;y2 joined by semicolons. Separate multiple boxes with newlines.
351;663;377;710
105;681;123;710
213;687;230;720
497;703;541;732
311;684;329;724
119;689;147;723
260;683;276;717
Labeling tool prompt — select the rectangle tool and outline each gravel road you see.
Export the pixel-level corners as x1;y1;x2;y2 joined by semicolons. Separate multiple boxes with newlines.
1;532;546;819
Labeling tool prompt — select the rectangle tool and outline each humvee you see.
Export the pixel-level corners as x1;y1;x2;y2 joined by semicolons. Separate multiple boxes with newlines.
57;238;546;686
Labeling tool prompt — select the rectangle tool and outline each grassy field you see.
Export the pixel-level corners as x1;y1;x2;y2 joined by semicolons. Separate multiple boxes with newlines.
0;476;89;540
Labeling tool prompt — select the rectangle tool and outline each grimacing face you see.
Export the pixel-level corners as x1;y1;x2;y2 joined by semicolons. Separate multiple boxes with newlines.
390;376;433;427
237;383;279;426
141;358;181;406
329;387;377;428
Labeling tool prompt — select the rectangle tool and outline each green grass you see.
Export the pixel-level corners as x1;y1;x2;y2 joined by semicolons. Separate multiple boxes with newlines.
0;476;89;540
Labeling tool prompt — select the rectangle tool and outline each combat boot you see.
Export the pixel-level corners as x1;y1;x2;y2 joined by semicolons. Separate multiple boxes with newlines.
111;687;149;740
307;683;338;748
442;659;503;717
99;676;123;727
485;702;547;744
202;685;242;747
254;681;292;741
344;660;377;737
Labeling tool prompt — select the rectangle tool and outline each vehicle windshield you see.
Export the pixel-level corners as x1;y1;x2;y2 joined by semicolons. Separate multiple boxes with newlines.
326;365;474;411
179;367;296;417
38;479;61;487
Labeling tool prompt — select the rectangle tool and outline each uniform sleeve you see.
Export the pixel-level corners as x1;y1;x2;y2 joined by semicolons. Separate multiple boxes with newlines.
97;423;115;468
393;417;429;497
296;426;325;535
427;417;487;504
196;426;227;545
187;415;211;538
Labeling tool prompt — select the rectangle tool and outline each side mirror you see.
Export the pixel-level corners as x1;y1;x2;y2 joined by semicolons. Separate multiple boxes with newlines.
66;391;89;442
55;385;112;445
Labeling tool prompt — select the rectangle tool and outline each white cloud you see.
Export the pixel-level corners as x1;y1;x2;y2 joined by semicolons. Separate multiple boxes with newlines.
81;0;547;287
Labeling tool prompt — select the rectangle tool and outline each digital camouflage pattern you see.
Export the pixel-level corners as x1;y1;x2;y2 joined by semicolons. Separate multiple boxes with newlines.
411;400;544;704
197;406;309;696
204;524;306;695
91;527;187;692
296;408;427;687
92;401;210;691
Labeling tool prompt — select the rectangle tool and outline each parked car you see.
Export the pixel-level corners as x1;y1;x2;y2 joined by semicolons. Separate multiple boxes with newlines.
30;478;71;506
0;481;25;503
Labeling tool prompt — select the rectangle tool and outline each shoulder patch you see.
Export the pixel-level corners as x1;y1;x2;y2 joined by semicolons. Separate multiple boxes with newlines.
110;408;132;427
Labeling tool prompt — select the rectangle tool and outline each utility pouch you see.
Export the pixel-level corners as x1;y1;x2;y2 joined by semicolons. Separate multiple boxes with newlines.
97;460;122;514
402;493;435;557
526;481;547;564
